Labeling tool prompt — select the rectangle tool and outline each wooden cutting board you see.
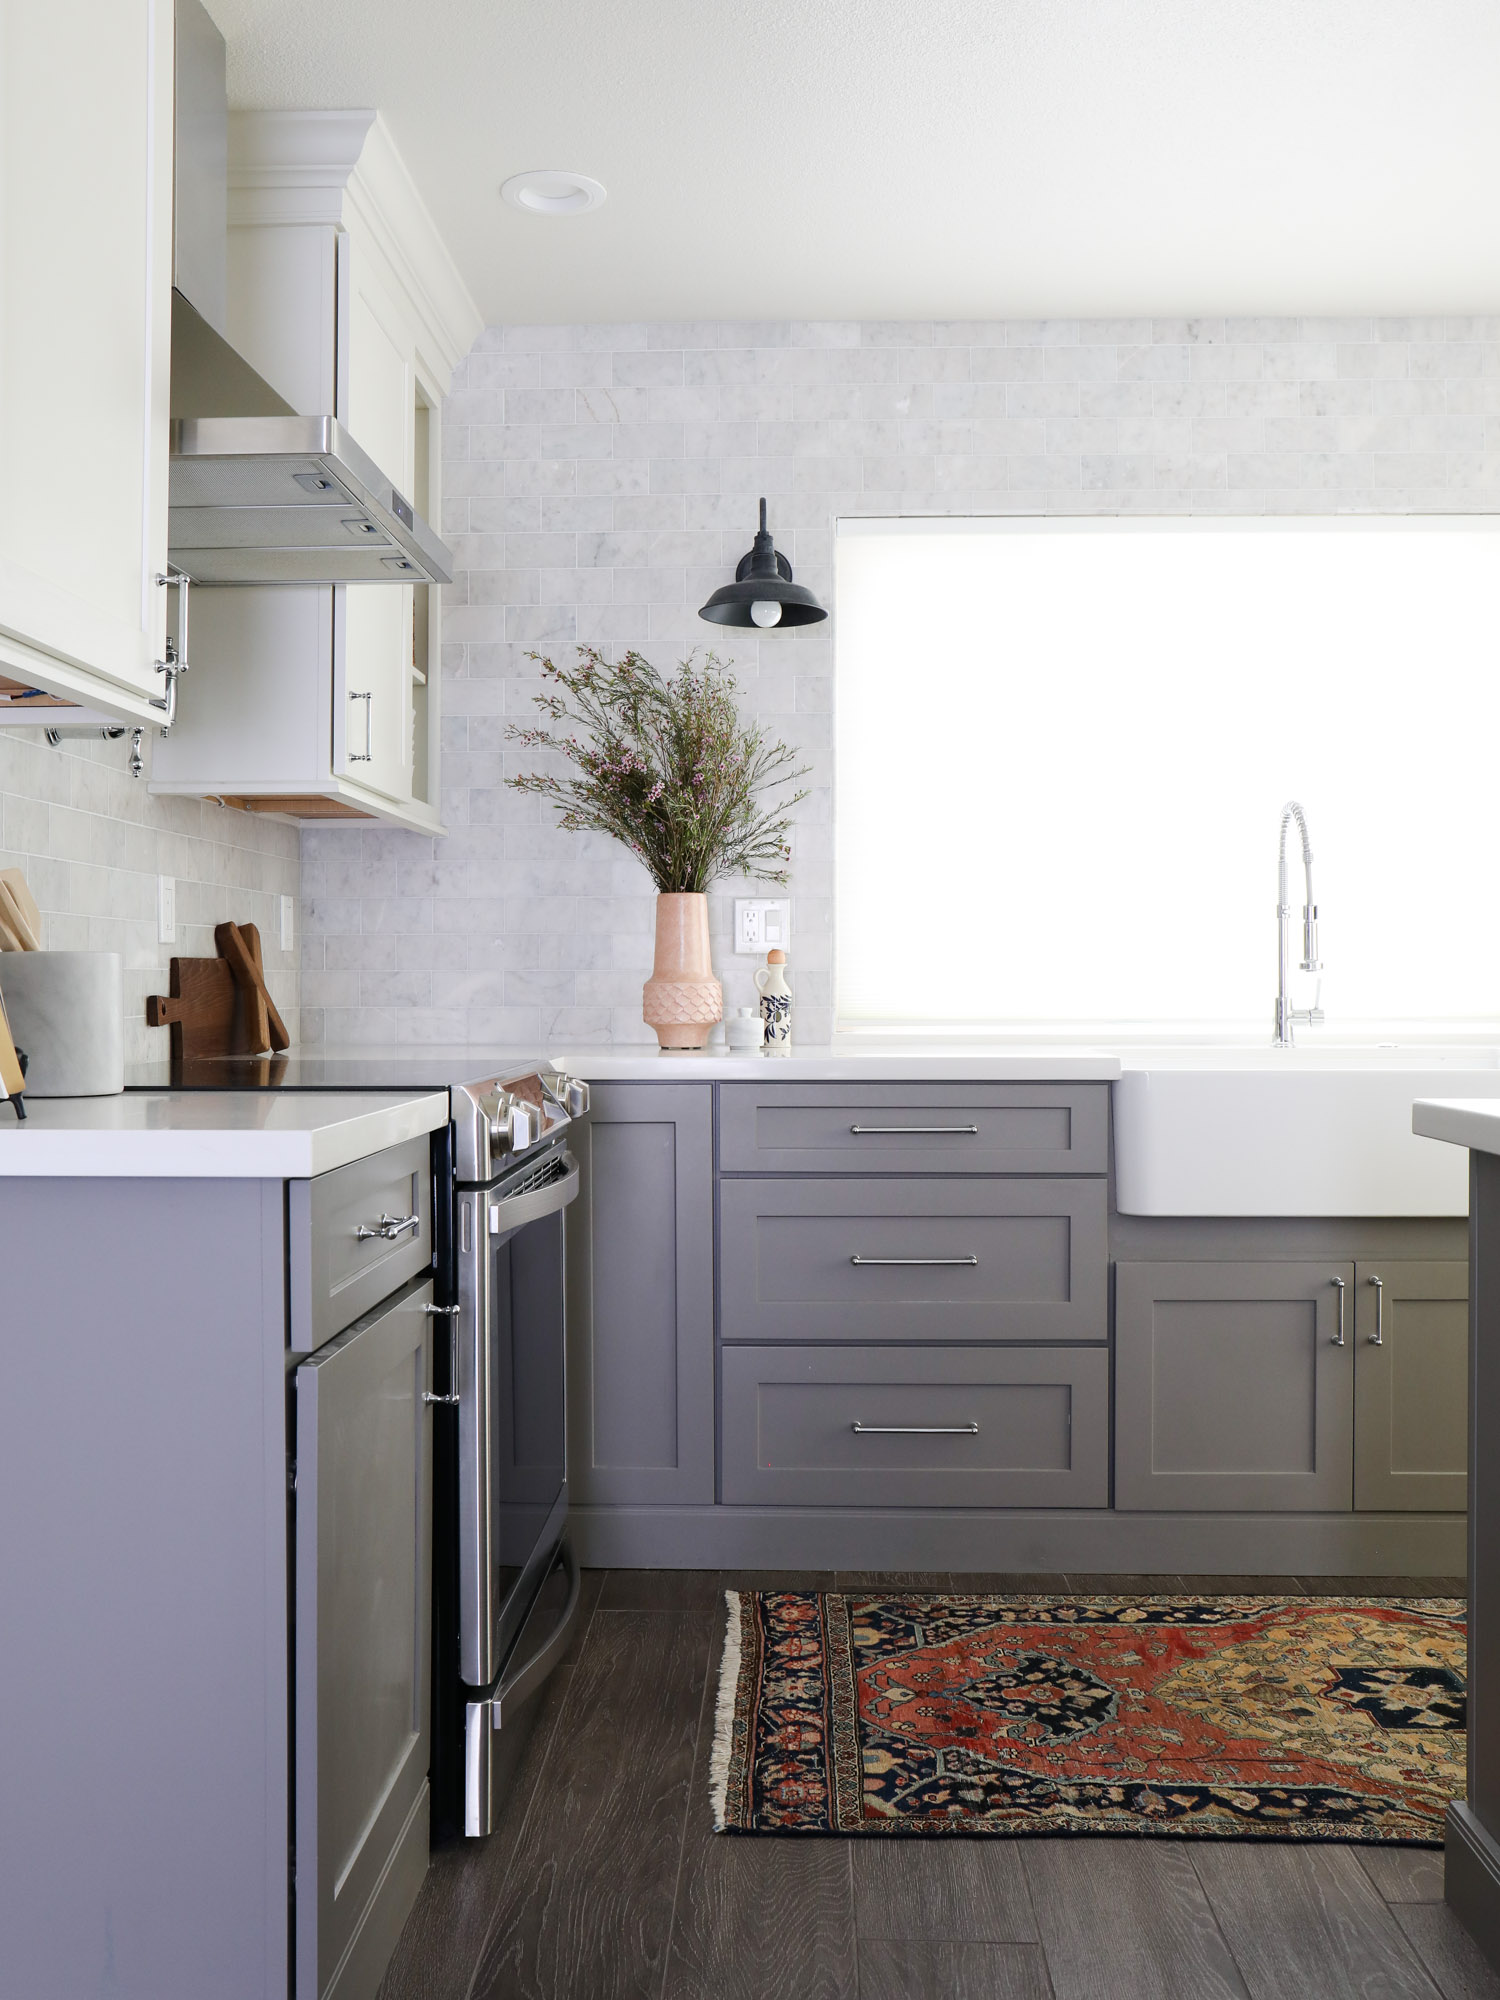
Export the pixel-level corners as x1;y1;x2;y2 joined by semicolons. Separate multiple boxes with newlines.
146;959;240;1061
215;921;289;1053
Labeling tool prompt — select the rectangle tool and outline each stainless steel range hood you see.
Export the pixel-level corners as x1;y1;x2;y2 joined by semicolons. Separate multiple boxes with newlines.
167;0;452;587
170;416;453;585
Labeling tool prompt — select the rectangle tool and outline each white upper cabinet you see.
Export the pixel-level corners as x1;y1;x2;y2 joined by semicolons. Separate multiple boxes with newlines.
0;0;173;722
152;110;480;829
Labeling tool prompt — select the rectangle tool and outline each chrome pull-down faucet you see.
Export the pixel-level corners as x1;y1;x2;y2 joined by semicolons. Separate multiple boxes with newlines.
1275;800;1325;1047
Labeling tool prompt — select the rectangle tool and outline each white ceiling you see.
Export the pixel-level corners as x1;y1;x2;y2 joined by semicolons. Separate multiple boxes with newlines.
209;0;1500;325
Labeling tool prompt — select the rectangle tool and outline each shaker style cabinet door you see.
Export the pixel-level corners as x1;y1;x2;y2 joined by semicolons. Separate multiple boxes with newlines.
0;0;173;718
1114;1262;1355;1512
1353;1259;1468;1513
295;1279;433;2000
566;1083;715;1506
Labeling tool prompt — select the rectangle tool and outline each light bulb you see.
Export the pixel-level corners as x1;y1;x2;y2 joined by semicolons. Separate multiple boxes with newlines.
750;599;782;628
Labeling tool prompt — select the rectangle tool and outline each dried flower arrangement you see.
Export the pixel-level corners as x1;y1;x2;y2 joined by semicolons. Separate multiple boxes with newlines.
505;648;810;894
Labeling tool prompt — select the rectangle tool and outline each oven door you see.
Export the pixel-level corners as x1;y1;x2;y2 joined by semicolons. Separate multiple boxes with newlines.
456;1148;577;1691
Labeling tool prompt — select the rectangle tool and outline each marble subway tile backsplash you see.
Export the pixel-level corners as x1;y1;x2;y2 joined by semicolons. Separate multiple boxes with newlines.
299;315;1500;1050
0;729;299;1065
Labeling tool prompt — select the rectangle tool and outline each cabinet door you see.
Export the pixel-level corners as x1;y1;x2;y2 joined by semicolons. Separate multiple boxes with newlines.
0;0;172;717
295;1279;432;2000
1114;1262;1354;1511
343;237;415;493
566;1084;715;1506
1354;1259;1468;1513
337;583;415;803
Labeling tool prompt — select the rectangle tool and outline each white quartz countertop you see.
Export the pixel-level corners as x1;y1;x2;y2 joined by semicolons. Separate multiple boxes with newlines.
1413;1098;1500;1156
549;1043;1124;1081
0;1091;449;1177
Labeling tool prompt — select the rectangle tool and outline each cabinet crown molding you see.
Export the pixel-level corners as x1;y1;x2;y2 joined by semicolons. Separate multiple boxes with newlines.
229;108;482;384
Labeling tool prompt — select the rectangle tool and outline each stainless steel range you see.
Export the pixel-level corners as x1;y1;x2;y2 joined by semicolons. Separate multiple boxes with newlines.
123;1047;591;1842
447;1067;588;1836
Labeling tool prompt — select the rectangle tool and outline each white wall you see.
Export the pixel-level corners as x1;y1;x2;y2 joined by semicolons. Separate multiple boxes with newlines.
297;314;1500;1050
0;730;299;1064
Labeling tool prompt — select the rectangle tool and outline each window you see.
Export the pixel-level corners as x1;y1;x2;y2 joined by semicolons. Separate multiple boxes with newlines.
835;516;1500;1034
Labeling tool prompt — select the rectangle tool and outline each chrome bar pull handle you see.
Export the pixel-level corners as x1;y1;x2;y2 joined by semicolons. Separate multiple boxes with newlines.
1330;1275;1346;1345
851;1421;980;1436
418;1303;460;1405
355;1210;420;1242
850;1254;978;1267
849;1124;980;1135
1369;1274;1384;1344
348;689;373;760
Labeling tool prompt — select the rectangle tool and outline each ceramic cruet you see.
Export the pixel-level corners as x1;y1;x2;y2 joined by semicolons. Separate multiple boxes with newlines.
754;948;792;1055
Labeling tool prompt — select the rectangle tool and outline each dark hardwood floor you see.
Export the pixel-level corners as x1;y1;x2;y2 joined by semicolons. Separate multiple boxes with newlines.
378;1571;1494;2000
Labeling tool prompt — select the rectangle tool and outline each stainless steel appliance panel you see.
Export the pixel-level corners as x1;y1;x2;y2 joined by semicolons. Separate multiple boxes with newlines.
456;1150;575;1688
464;1533;580;1837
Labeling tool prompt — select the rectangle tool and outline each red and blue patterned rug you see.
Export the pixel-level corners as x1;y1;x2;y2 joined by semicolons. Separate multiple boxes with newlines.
710;1592;1466;1842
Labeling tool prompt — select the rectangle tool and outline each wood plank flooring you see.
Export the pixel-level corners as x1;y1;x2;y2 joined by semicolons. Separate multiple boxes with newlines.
377;1570;1493;2000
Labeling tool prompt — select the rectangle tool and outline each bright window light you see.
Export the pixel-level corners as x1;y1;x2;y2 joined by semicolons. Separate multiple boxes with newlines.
835;516;1500;1035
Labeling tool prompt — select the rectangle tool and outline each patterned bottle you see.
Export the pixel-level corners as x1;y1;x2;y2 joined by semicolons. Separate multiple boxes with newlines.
754;949;792;1055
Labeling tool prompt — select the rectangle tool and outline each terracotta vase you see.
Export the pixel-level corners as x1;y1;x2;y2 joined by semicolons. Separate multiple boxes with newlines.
643;893;722;1051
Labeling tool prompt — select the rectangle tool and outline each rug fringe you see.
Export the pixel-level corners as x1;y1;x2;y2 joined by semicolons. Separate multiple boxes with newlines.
709;1590;742;1832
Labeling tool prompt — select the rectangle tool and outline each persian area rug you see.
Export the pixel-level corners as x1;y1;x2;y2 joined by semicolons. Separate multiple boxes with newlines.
710;1591;1466;1843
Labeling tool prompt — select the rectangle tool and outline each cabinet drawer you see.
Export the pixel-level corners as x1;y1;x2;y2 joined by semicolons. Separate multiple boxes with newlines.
719;1177;1107;1343
721;1345;1108;1507
718;1083;1107;1175
303;1134;433;1349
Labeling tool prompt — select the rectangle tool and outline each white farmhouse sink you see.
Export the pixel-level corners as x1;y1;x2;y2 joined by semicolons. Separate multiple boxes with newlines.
1113;1045;1500;1216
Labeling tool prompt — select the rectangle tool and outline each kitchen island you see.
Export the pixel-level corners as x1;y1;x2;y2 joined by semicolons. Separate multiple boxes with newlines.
1411;1098;1500;1974
0;1088;449;2000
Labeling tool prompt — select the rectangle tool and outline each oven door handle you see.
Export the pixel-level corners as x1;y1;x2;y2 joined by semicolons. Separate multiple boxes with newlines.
487;1153;580;1235
494;1539;582;1728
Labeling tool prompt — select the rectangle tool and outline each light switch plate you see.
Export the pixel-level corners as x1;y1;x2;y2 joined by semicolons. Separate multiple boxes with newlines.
156;875;176;945
279;894;295;953
733;898;790;955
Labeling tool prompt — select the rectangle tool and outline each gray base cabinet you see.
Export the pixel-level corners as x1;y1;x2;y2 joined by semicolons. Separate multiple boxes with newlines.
565;1079;1467;1571
720;1344;1109;1507
1354;1259;1468;1512
566;1082;715;1506
1115;1257;1469;1515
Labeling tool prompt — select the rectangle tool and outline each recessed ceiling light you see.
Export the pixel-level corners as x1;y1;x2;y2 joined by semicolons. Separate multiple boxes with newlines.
500;170;607;216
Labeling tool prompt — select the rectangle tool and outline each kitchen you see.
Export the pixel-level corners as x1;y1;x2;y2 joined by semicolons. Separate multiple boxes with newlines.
3;3;1500;1996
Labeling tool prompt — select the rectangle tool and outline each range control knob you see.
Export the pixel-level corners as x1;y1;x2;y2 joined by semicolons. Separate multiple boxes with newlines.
544;1070;590;1117
486;1090;538;1154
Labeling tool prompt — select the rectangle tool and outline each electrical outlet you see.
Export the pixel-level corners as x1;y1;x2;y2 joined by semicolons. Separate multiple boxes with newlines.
156;875;176;945
733;898;790;955
279;895;295;953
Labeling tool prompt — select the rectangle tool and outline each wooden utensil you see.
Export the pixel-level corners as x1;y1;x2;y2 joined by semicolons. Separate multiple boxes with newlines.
0;906;23;952
0;868;42;940
215;921;290;1052
0;878;40;951
0;989;27;1117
